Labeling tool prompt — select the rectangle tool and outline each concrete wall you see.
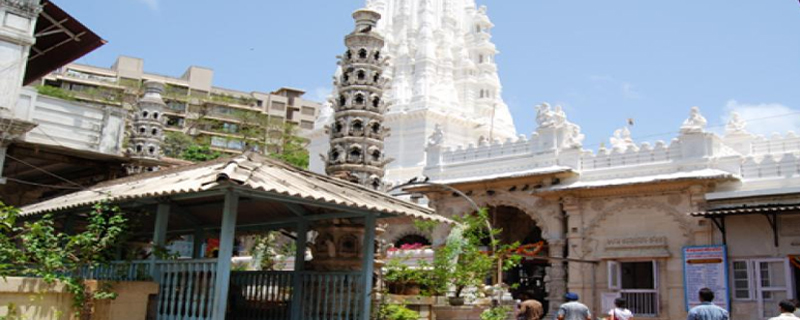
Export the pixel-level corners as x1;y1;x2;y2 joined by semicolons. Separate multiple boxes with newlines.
0;277;158;320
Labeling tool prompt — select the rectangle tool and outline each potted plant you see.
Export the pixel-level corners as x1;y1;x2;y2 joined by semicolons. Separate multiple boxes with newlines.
384;256;425;295
377;303;420;320
428;209;521;306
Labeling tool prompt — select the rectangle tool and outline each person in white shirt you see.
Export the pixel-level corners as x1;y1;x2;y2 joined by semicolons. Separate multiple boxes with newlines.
769;300;799;320
608;297;634;320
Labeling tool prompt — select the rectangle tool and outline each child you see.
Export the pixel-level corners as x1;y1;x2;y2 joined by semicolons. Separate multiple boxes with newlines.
608;298;633;320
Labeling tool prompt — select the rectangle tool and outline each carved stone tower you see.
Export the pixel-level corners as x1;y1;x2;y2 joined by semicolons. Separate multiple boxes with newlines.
325;9;390;190
127;81;166;173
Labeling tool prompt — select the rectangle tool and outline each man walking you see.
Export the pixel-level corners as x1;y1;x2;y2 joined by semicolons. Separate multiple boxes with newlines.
768;300;799;320
516;292;544;320
557;292;591;320
687;288;729;320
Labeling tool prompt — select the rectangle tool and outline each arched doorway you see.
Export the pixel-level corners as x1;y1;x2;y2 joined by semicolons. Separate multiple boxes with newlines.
487;206;550;314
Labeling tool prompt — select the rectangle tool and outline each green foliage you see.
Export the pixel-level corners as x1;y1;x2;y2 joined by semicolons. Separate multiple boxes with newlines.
426;208;521;298
412;219;438;235
0;201;130;318
480;306;511;320
181;144;223;162
377;304;419;320
163;131;195;158
251;232;295;271
35;85;76;101
384;256;427;294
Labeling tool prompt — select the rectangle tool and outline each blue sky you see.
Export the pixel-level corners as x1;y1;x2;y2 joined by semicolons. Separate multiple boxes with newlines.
59;0;800;149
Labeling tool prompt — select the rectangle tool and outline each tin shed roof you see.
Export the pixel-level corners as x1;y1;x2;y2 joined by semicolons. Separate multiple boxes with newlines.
21;153;449;223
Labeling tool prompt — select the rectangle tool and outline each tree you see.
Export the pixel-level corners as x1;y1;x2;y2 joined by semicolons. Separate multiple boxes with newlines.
180;144;222;162
424;208;521;300
0;201;130;319
163;131;195;158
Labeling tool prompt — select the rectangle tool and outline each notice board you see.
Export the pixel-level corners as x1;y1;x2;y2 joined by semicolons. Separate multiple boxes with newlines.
683;245;730;311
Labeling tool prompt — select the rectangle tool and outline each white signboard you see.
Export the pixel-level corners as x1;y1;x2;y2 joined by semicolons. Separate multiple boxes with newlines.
683;245;730;311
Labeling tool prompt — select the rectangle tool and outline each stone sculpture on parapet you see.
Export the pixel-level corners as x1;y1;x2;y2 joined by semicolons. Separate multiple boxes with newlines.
680;106;708;134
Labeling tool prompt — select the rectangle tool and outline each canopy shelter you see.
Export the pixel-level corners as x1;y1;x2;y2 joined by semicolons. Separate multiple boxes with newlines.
24;0;106;85
691;203;800;247
22;153;449;320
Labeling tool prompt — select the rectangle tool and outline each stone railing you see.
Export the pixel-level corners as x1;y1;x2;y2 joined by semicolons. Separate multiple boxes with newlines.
741;152;800;179
751;132;800;155
581;140;682;170
442;136;530;164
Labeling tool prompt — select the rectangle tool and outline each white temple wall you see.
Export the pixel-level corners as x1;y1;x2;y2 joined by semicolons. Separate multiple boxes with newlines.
566;192;711;320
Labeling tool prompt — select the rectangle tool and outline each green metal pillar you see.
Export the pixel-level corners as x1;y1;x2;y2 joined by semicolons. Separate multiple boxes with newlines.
212;190;239;320
360;213;376;320
289;220;308;320
151;203;170;279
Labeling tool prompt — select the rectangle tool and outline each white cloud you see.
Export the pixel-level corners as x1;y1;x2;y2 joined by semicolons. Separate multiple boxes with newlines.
722;100;800;136
587;75;642;100
621;82;642;99
311;86;332;103
134;0;159;11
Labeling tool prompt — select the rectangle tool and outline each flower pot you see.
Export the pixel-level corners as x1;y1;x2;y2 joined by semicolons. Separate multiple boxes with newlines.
402;283;421;295
448;296;465;306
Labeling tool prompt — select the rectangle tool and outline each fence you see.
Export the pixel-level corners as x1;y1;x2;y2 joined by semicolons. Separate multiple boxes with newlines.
621;290;658;317
229;271;293;320
299;271;364;320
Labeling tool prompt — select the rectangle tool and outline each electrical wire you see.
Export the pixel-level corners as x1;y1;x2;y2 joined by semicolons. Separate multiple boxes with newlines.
5;177;84;190
4;153;86;189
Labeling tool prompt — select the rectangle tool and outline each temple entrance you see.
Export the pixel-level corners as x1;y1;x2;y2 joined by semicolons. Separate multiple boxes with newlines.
487;206;550;314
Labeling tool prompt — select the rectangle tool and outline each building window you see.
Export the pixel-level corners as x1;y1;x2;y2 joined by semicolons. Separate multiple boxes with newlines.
300;120;314;130
256;100;263;107
222;123;238;134
166;116;184;128
301;106;315;116
271;101;286;111
167;101;187;112
732;260;753;300
608;261;658;317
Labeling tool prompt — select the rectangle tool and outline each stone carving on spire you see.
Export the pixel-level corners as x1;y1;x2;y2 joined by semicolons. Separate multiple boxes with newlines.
725;112;749;136
680;106;707;134
427;123;444;147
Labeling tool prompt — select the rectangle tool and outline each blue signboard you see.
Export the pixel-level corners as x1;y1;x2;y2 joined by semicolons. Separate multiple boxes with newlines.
682;245;730;311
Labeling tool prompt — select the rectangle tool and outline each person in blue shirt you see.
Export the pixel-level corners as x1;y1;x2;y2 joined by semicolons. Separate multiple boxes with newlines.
687;288;729;320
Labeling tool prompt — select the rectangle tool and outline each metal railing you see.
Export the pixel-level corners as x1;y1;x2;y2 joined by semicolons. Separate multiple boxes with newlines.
229;271;293;320
299;271;364;320
621;290;658;317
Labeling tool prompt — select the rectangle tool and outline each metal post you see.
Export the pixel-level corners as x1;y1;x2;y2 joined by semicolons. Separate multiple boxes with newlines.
151;203;170;279
289;220;308;320
0;146;7;185
360;213;376;320
212;190;239;320
192;228;204;259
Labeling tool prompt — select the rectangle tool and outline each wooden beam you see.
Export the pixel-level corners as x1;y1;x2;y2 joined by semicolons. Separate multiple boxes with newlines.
284;203;309;217
212;190;239;320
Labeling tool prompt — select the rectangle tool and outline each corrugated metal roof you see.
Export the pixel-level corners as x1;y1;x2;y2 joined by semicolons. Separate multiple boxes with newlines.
690;204;800;217
21;153;450;223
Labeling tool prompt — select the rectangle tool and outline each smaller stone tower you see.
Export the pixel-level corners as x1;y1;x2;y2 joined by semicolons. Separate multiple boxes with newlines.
325;9;390;190
127;81;166;173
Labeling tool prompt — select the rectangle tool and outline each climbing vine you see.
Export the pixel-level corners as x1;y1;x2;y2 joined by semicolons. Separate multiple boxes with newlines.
0;200;130;319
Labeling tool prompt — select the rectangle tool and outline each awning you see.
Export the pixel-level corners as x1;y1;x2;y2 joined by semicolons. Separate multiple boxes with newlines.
689;204;800;217
21;153;451;224
689;203;800;247
24;0;106;85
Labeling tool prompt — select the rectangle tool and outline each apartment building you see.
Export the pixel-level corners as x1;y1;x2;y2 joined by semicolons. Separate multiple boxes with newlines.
39;56;321;154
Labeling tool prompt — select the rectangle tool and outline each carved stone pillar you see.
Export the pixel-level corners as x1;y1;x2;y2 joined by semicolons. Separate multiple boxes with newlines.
546;239;567;316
